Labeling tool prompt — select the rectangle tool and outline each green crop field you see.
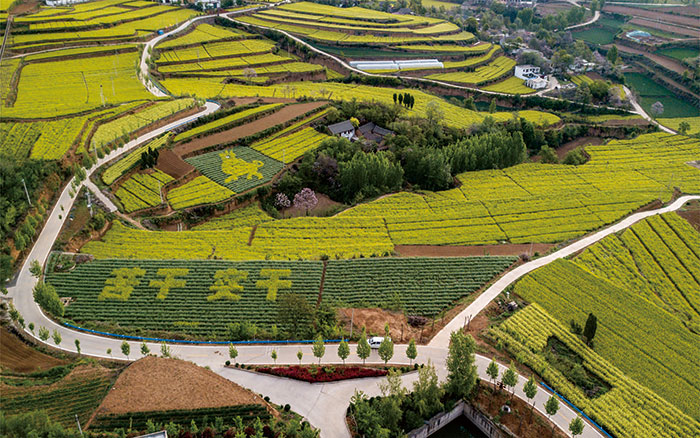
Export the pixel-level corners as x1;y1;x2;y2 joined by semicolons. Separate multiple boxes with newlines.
572;16;625;45
47;259;324;337
185;146;284;194
510;212;700;420
46;255;513;338
655;46;700;61
623;72;700;118
0;363;117;428
323;257;515;316
491;303;700;438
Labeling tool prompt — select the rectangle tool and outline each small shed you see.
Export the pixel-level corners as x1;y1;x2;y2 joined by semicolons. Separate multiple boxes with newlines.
328;120;355;140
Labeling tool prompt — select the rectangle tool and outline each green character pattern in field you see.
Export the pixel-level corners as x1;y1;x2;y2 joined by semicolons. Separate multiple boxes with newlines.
256;269;292;301
208;268;248;301
220;151;264;183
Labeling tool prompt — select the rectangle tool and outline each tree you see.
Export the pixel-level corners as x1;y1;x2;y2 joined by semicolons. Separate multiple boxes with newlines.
570;416;585;437
33;282;64;317
140;341;150;356
271;349;277;364
489;98;497;114
357;329;371;364
523;375;538;421
274;193;291;209
29;259;42;278
74;339;81;355
502;363;518;399
406;338;417;365
229;343;238;362
445;331;478;399
297;349;303;364
425;100;444;125
413;360;443;418
392;93;397;104
312;334;325;364
338;338;350;364
678;121;691;135
583;313;597;345
606;45;618;64
52;330;61;346
107;348;112;357
277;292;314;338
539;145;559;164
121;341;130;359
545;395;560;437
293;188;318;214
378;335;394;364
398;94;404;106
651;101;664;118
486;359;500;391
161;342;171;358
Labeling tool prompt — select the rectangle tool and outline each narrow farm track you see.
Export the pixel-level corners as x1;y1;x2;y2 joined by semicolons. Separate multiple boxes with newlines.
5;8;699;438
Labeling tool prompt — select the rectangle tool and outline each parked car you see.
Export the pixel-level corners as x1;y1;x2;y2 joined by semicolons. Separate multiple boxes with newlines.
369;336;390;349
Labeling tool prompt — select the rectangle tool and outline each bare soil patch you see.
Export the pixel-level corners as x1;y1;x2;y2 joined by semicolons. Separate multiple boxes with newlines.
281;193;343;218
95;356;268;416
618;44;689;75
395;243;553;257
338;308;423;343
173;101;327;157
555;136;603;158
473;384;569;438
0;328;67;373
677;199;700;232
602;118;650;127
156;149;195;179
605;5;700;28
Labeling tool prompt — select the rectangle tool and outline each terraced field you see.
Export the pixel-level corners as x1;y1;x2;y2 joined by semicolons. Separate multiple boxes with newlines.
491;303;700;438
166;176;235;210
87;132;700;258
115;170;173;213
236;1;473;45
426;56;515;85
508;212;700;420
161;78;560;128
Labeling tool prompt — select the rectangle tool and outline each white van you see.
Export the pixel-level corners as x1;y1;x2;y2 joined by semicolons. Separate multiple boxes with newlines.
369;336;390;349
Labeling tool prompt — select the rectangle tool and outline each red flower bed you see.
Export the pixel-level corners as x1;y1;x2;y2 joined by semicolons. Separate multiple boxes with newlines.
255;365;388;383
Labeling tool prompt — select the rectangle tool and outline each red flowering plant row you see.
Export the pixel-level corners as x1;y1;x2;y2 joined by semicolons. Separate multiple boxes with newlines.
255;365;388;383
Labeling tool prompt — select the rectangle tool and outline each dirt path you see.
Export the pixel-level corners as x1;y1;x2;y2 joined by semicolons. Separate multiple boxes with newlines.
173;101;327;157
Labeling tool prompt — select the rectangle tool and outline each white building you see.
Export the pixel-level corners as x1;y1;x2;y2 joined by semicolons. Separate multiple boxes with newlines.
514;65;541;80
348;59;444;72
328;120;355;141
45;0;89;5
195;0;220;8
525;77;548;89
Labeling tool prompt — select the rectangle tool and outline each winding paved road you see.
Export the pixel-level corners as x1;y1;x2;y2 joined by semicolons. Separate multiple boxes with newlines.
5;9;699;438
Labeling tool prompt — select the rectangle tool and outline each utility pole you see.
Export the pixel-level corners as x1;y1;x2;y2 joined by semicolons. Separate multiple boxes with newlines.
75;415;84;437
21;178;31;206
86;190;93;217
349;308;354;338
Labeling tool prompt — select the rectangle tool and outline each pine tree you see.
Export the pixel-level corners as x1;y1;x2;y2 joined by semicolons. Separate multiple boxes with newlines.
357;328;371;364
406;338;417;365
583;313;597;345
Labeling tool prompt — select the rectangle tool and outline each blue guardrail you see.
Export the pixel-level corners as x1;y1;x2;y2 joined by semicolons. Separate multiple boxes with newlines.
62;322;341;345
539;381;613;438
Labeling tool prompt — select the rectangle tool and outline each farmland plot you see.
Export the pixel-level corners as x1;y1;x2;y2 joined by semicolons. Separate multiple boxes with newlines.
511;212;700;420
185;146;283;194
